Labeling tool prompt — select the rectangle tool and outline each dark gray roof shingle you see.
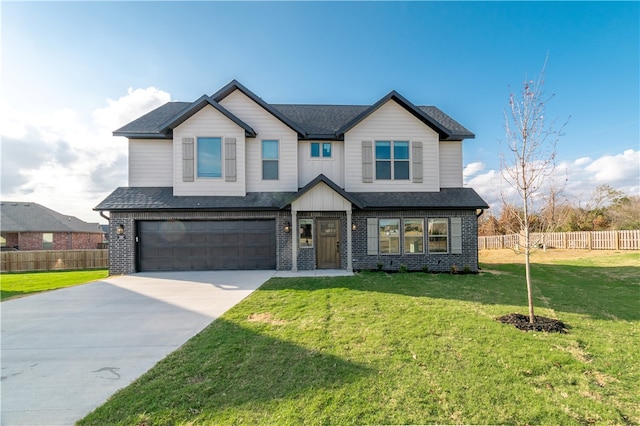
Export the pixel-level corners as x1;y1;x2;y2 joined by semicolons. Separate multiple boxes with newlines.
94;188;296;211
114;102;190;138
113;80;475;141
95;187;488;211
1;202;103;233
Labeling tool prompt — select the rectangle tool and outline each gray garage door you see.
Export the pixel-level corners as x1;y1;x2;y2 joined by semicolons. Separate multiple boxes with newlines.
138;220;276;271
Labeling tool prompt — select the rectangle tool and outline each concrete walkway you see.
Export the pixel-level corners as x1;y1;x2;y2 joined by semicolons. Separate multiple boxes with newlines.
0;270;275;426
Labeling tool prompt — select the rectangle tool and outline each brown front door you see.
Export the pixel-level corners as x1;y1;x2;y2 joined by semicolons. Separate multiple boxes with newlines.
316;219;340;269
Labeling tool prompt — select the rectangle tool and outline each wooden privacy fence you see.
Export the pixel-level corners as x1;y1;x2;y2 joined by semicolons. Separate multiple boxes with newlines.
0;249;108;273
479;230;640;251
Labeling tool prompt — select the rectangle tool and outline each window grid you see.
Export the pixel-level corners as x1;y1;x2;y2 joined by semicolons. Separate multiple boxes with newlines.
428;218;449;253
375;141;410;180
262;140;279;180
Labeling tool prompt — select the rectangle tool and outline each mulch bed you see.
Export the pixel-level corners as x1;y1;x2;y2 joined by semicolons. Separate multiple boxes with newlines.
497;313;568;333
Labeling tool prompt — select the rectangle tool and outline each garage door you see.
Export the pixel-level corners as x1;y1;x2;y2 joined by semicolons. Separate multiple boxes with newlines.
138;220;276;271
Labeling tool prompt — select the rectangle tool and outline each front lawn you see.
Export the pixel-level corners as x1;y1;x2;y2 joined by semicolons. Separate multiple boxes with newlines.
0;269;109;301
79;252;639;425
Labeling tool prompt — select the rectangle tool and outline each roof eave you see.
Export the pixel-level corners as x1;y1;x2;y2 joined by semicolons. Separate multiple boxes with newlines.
336;90;455;140
212;80;307;138
159;95;257;137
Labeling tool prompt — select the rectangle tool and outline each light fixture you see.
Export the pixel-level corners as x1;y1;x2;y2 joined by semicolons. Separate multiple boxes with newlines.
284;222;291;233
352;223;357;231
116;224;125;236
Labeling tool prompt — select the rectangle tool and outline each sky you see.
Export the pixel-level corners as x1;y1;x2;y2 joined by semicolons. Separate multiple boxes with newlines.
1;1;638;223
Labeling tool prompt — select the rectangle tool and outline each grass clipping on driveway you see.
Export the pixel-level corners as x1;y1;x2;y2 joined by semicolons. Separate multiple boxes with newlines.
79;251;639;425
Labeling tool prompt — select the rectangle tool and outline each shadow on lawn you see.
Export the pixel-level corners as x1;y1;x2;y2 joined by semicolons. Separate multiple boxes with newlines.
80;318;373;424
263;263;639;322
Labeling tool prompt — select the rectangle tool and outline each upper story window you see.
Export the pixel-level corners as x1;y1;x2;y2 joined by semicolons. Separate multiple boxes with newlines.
375;141;409;180
262;140;279;180
311;142;332;158
197;137;222;178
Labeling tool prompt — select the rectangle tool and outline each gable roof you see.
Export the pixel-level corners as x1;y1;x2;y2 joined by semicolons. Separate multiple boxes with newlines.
336;90;473;140
1;202;103;233
114;80;474;141
284;174;364;209
113;95;256;138
159;95;256;137
211;79;308;137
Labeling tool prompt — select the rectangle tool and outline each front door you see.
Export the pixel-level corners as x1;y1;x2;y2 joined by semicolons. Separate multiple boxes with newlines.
317;219;340;269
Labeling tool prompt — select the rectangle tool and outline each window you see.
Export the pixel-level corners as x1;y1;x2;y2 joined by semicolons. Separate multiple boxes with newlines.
262;140;279;180
197;137;222;177
375;141;409;180
299;219;313;248
379;219;400;254
428;218;448;253
311;142;332;158
43;233;53;250
404;219;424;254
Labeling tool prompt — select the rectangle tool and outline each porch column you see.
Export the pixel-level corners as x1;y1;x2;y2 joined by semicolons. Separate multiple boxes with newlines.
291;210;298;272
346;210;353;272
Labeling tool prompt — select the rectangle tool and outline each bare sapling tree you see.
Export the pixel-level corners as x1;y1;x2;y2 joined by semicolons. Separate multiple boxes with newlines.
501;59;569;323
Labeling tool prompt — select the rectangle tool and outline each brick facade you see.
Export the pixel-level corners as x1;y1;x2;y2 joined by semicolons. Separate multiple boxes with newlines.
108;209;479;275
1;232;103;251
351;209;479;273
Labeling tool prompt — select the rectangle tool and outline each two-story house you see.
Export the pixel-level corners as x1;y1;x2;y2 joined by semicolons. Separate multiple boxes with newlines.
96;80;488;274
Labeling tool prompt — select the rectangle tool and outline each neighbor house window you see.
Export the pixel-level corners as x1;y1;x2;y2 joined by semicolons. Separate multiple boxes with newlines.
428;218;448;253
43;233;53;250
262;140;279;180
379;219;400;254
375;141;409;180
197;137;222;177
404;219;424;254
311;142;332;158
299;219;313;248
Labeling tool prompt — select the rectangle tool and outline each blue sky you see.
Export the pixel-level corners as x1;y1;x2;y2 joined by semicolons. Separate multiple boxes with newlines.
1;1;638;222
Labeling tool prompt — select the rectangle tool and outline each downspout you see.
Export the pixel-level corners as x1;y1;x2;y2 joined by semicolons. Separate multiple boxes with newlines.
99;211;110;221
476;209;485;271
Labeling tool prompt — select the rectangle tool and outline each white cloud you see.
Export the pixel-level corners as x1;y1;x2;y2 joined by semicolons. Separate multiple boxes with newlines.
584;149;639;183
465;148;640;214
0;87;170;223
463;161;485;179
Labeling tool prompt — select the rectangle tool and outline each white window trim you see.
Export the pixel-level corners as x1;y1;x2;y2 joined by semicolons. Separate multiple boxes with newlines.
403;218;425;255
375;140;411;181
299;218;314;249
196;136;223;179
378;218;401;255
310;142;333;159
428;218;449;254
261;139;280;181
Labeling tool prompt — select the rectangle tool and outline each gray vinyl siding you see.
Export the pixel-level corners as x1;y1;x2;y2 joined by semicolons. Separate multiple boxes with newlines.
439;141;463;188
344;100;440;192
219;90;298;192
172;105;246;196
128;139;173;187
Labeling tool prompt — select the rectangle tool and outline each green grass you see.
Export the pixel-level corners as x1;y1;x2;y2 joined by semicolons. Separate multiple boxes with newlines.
79;253;639;425
0;269;109;300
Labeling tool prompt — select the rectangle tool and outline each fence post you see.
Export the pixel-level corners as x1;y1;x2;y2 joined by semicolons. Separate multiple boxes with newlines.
615;231;619;250
588;232;592;250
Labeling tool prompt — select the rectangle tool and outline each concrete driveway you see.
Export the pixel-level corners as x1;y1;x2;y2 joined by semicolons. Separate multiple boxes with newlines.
1;270;275;426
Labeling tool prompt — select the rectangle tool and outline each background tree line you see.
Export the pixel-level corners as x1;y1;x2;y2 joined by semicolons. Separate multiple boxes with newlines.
479;184;640;236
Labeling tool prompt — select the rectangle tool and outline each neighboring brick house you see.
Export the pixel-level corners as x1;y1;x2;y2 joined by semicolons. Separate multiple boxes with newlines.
1;202;105;250
96;80;488;274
